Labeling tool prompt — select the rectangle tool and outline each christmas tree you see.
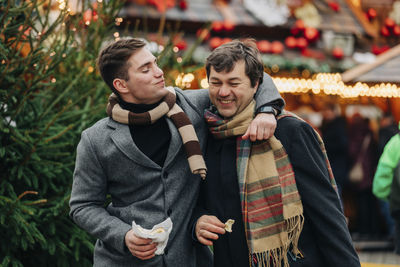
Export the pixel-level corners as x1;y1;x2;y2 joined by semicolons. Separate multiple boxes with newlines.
0;0;123;265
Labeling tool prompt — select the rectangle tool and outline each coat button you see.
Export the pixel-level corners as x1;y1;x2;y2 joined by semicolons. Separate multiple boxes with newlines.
167;209;172;216
163;172;168;179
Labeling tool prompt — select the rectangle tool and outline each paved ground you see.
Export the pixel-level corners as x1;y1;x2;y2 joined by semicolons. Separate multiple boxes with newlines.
356;240;400;266
359;251;400;266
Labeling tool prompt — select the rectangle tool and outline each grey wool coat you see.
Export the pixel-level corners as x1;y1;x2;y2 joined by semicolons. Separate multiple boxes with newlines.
69;74;283;267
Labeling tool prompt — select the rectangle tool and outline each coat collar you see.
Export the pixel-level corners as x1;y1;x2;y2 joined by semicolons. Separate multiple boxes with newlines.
107;118;182;170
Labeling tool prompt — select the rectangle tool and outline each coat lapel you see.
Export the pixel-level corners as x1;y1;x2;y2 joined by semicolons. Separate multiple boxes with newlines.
108;119;161;169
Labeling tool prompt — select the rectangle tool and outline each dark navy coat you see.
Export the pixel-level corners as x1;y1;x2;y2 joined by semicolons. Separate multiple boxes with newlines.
191;116;361;267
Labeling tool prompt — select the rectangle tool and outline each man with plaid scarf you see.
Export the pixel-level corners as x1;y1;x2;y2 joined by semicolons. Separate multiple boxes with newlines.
191;39;360;267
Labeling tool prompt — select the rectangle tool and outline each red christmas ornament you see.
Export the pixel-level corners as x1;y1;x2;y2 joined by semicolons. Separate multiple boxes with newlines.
179;0;188;10
209;37;223;50
385;18;396;28
271;41;284;54
367;8;377;20
296;37;308;50
371;44;381;55
92;11;98;22
301;48;312;57
380;45;390;54
291;20;305;36
196;28;210;41
394;25;400;36
291;27;300;36
304;27;319;42
295;20;305;31
257;40;271;53
328;2;340;12
285;36;297;49
223;21;235;32
332;47;344;59
211;21;224;32
174;39;187;50
300;49;325;60
147;0;175;13
371;45;391;55
381;26;391;37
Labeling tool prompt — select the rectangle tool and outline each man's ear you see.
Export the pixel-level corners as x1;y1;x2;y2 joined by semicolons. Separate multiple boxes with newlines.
253;80;259;95
113;78;128;94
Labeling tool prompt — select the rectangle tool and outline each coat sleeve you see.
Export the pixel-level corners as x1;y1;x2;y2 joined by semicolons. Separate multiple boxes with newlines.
69;131;132;254
373;135;400;200
276;118;360;267
254;73;285;111
176;87;211;114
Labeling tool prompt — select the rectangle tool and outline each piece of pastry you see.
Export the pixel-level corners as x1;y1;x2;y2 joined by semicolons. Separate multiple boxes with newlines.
224;219;235;233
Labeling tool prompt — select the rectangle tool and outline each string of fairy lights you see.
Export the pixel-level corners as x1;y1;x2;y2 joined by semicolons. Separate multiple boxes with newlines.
176;72;400;98
273;73;400;98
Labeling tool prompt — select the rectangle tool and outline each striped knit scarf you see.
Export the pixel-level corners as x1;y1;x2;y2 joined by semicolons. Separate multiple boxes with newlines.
106;86;207;179
204;101;304;267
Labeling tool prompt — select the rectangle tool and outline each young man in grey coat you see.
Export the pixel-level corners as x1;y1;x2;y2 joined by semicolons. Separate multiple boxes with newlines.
69;38;284;266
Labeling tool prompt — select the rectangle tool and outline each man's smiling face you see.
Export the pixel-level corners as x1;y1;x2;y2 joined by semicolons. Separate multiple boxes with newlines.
208;60;258;119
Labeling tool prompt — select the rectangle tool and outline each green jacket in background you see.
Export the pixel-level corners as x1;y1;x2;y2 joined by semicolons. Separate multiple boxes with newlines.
373;122;400;204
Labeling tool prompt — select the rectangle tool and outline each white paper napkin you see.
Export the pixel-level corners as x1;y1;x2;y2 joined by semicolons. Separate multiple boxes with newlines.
131;217;173;255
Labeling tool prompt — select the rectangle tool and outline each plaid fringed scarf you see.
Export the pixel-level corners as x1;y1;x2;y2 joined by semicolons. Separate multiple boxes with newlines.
106;86;207;179
204;101;304;267
277;111;338;191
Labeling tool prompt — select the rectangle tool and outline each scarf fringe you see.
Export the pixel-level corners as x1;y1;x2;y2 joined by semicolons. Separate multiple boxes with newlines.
286;214;304;256
251;244;289;267
250;214;304;267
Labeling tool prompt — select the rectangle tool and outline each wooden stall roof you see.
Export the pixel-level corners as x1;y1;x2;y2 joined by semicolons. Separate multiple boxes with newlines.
122;0;366;36
341;44;400;83
121;0;260;25
314;0;365;36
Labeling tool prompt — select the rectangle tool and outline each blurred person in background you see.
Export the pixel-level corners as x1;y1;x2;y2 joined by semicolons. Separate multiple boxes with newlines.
376;112;400;239
348;113;379;239
373;121;400;255
378;112;399;156
320;103;349;196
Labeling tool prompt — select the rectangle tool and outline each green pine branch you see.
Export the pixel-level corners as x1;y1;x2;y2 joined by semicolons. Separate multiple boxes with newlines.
0;0;124;266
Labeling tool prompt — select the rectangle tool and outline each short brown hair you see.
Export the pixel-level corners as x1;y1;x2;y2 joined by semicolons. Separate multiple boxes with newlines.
97;38;146;94
205;39;264;88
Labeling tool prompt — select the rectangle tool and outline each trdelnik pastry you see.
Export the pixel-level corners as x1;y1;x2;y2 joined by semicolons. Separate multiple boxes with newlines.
131;218;173;255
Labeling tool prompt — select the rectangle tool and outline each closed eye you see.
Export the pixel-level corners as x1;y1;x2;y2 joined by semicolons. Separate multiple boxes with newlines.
210;82;222;86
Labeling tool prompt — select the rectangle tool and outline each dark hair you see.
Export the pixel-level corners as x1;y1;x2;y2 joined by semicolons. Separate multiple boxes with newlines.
97;38;146;94
205;39;264;87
